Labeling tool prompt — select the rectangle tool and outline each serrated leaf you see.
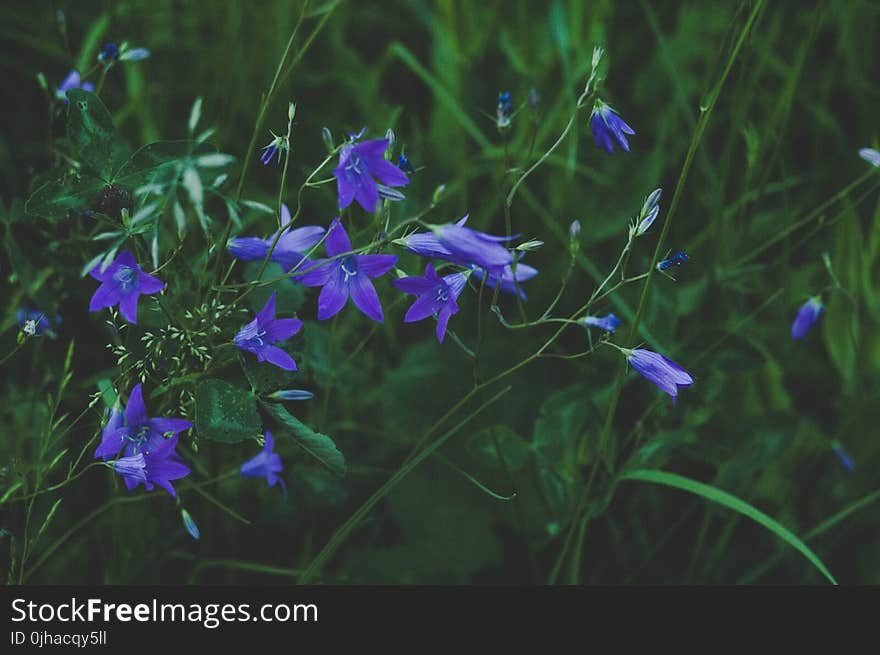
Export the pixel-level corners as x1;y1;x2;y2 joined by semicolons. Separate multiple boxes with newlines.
263;402;345;476
194;379;262;443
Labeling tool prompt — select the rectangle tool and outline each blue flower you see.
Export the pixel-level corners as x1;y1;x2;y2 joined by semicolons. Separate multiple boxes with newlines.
260;133;286;166
56;70;94;102
583;313;621;332
334;138;409;212
397;153;415;175
241;431;285;489
791;296;824;340
235;292;302;371
471;259;538;300
88;250;165;324
657;251;689;271
17;309;59;337
496;91;513;129
590;100;635;154
297;218;398;322
94;385;192;496
119;47;150;62
99;42;120;62
858;147;880;167
624;348;693;404
268;389;315;401
430;222;514;274
393;263;468;343
635;188;662;236
228;204;325;274
181;508;200;540
831;441;855;473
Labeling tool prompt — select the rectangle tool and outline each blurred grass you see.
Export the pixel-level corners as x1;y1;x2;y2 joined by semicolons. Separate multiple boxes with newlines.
1;0;879;584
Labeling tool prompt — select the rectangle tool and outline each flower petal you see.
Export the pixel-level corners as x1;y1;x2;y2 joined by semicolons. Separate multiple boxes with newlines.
325;218;352;257
125;384;148;427
263;346;297;371
357;253;397;278
316;273;349;320
349;275;384;322
263;318;302;343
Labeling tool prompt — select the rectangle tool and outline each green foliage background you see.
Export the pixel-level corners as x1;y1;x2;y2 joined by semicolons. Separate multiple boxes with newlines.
1;0;879;584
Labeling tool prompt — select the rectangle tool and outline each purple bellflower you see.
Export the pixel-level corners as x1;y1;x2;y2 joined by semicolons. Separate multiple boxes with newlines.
99;42;120;62
88;250;165;324
858;147;880;168
334;138;409;213
94;385;192;496
471;259;538;299
583;313;621;332
297;218;397;322
56;70;94;101
393;263;469;343
430;222;514;274
393;216;470;260
260;133;286;166
623;348;693;404
240;431;285;490
234;292;302;371
17;309;59;337
228;204;325;274
590;100;635;154
657;251;689;271
791;296;824;340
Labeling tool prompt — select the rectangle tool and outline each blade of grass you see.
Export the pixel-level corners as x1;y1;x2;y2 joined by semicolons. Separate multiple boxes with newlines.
620;469;837;585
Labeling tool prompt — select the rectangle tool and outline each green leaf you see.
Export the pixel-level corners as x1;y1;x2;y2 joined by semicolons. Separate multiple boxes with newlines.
66;89;127;179
113;140;213;188
36;498;63;542
619;469;837;585
194;379;262;443
262;402;345;476
465;425;530;473
25;172;106;221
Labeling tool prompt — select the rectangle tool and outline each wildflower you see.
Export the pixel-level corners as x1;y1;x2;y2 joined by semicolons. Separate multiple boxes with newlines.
583;313;621;332
430;221;514;273
98;42;120;62
635;188;662;236
94;385;192;496
657;251;689;271
119;47;150;62
234;291;302;371
55;70;94;101
268;389;315;401
110;454;147;484
334;138;409;212
831;440;855;472
240;431;285;489
623;347;693;404
398;153;415;175
496;91;513;129
791;296;824;340
181;508;200;540
17;310;58;337
393;264;468;343
228;203;325;274
297;218;397;322
858;147;880;167
260;132;286;166
471;259;538;299
393;216;468;260
88;250;165;324
590;100;635;154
